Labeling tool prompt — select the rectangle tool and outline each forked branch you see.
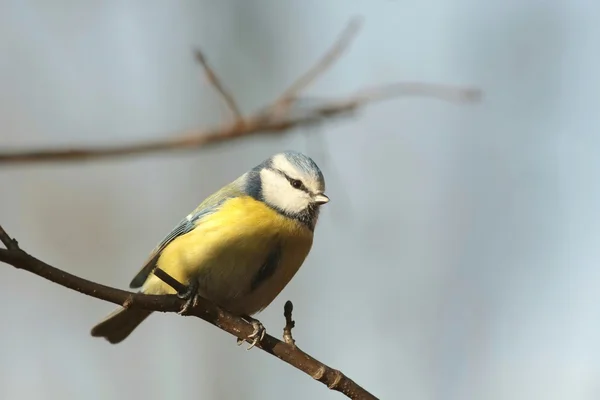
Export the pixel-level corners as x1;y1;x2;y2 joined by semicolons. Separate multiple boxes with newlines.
0;18;480;165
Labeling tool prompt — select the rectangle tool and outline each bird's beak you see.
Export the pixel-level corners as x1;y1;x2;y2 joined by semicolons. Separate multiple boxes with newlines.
313;193;330;205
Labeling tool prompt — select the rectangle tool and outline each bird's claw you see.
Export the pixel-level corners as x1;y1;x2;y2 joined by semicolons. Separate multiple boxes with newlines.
236;318;266;350
177;281;199;316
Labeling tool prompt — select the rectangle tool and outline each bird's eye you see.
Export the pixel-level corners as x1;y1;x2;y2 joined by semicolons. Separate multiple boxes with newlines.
290;179;303;189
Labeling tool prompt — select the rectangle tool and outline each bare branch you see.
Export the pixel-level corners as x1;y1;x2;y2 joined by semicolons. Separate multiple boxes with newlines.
0;225;378;400
0;110;332;164
194;49;242;120
0;17;481;166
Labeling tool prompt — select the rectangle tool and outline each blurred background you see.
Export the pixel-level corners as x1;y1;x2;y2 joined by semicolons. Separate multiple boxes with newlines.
1;1;599;399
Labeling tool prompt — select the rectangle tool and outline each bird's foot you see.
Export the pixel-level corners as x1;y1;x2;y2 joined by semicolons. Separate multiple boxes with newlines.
236;315;266;350
177;280;199;316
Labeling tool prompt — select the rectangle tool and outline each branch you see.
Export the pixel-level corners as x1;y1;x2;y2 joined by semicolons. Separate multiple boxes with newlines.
0;18;481;165
0;225;378;400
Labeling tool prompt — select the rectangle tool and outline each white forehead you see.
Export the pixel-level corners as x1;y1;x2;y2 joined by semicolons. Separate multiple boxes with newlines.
271;154;299;175
270;153;325;192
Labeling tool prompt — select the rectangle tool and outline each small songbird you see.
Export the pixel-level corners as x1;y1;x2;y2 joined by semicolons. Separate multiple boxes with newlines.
91;151;329;347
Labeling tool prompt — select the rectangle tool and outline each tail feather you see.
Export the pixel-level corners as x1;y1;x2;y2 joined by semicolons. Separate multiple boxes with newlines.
91;307;152;344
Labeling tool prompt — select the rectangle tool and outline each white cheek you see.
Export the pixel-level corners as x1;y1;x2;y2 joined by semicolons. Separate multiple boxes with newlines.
260;170;310;214
276;187;311;214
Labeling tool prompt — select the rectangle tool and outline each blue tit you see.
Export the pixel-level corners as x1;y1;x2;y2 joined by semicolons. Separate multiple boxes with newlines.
91;151;329;344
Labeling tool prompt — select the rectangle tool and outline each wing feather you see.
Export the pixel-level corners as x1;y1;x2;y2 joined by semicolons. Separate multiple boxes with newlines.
129;177;247;288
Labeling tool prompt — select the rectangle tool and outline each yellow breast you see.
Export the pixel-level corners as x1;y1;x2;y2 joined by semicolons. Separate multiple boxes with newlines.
143;196;314;315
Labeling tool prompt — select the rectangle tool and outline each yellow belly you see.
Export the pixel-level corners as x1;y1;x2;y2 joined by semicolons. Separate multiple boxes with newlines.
142;196;314;315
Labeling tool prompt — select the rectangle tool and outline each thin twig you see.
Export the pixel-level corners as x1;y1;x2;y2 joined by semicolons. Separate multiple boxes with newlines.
0;16;481;166
0;225;19;250
194;49;242;120
275;17;363;106
0;225;377;400
293;81;482;118
283;300;296;347
350;81;483;105
153;267;187;294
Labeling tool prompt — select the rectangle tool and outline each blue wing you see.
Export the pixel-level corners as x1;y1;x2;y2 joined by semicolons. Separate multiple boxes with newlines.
129;178;247;289
128;206;220;288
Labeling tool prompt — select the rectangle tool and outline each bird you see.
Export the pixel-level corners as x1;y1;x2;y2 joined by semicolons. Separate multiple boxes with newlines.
90;151;329;348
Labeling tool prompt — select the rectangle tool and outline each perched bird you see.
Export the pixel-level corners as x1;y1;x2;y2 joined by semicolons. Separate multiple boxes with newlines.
91;151;329;347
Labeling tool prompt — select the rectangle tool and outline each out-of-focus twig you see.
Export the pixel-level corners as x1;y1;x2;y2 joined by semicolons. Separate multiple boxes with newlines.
194;49;242;120
0;17;481;166
275;16;363;108
0;224;378;400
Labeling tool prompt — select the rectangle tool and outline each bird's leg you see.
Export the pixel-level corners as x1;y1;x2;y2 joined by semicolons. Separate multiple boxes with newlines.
236;315;266;350
177;279;199;316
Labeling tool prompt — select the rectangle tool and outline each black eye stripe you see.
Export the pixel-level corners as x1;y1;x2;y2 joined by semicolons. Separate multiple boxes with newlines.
275;169;310;193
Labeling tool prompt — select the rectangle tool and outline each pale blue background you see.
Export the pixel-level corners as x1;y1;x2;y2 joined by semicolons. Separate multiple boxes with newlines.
1;1;599;399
